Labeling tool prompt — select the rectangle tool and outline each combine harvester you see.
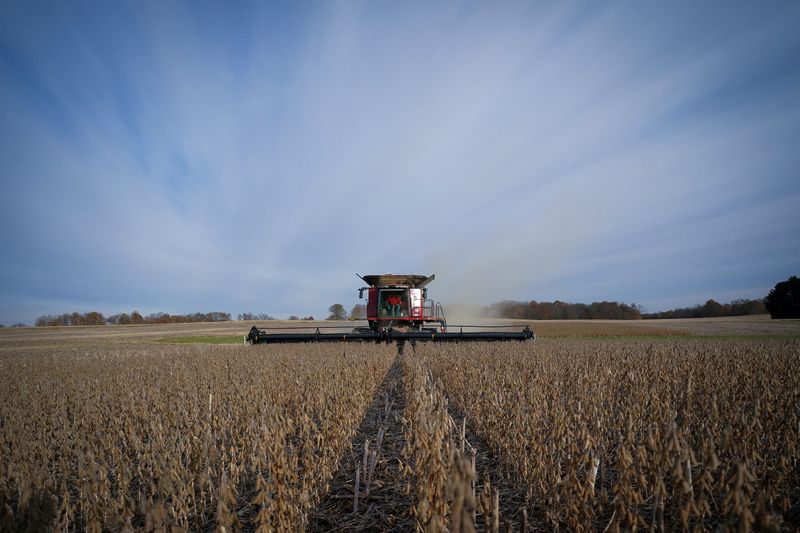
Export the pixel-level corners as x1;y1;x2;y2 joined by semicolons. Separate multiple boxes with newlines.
246;274;534;345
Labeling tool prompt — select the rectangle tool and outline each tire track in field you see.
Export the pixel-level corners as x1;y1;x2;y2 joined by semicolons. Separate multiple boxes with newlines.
413;344;547;532
309;355;412;532
445;402;549;532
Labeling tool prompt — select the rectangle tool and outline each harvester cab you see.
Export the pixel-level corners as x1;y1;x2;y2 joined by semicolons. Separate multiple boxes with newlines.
246;273;534;345
358;273;446;333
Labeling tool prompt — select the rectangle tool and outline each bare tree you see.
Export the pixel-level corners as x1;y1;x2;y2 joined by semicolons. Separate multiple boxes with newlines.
349;304;366;320
327;304;347;321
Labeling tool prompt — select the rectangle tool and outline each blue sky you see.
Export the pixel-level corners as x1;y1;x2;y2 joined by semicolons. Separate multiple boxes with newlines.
1;1;799;324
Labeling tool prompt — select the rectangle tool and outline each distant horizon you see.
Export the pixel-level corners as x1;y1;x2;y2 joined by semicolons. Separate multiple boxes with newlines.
2;290;772;327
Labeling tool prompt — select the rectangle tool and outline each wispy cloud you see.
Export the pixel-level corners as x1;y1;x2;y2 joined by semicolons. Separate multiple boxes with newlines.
1;1;799;323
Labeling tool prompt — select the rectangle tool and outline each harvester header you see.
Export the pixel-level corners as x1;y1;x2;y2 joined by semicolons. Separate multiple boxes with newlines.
246;273;534;345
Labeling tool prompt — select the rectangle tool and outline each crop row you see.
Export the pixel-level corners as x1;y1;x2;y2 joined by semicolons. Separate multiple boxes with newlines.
420;338;800;531
1;337;797;531
0;344;394;531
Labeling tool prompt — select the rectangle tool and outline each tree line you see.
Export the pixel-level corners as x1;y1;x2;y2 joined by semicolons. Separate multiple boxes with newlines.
485;300;643;320
485;297;768;320
32;311;323;326
640;298;765;319
35;311;232;327
237;313;275;321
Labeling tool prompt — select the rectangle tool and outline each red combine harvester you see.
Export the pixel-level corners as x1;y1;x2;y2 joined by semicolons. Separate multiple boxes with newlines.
246;274;534;345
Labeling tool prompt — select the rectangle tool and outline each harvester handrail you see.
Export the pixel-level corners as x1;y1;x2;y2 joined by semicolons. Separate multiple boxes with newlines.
444;323;532;329
249;324;369;330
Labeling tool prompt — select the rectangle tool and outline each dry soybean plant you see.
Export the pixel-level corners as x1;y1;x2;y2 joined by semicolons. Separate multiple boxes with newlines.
420;338;800;531
0;343;394;531
1;335;797;532
401;352;504;532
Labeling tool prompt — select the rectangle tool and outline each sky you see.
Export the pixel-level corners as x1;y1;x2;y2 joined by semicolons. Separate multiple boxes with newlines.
1;1;799;324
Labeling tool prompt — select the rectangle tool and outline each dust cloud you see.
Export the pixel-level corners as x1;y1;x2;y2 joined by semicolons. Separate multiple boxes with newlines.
426;188;604;313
